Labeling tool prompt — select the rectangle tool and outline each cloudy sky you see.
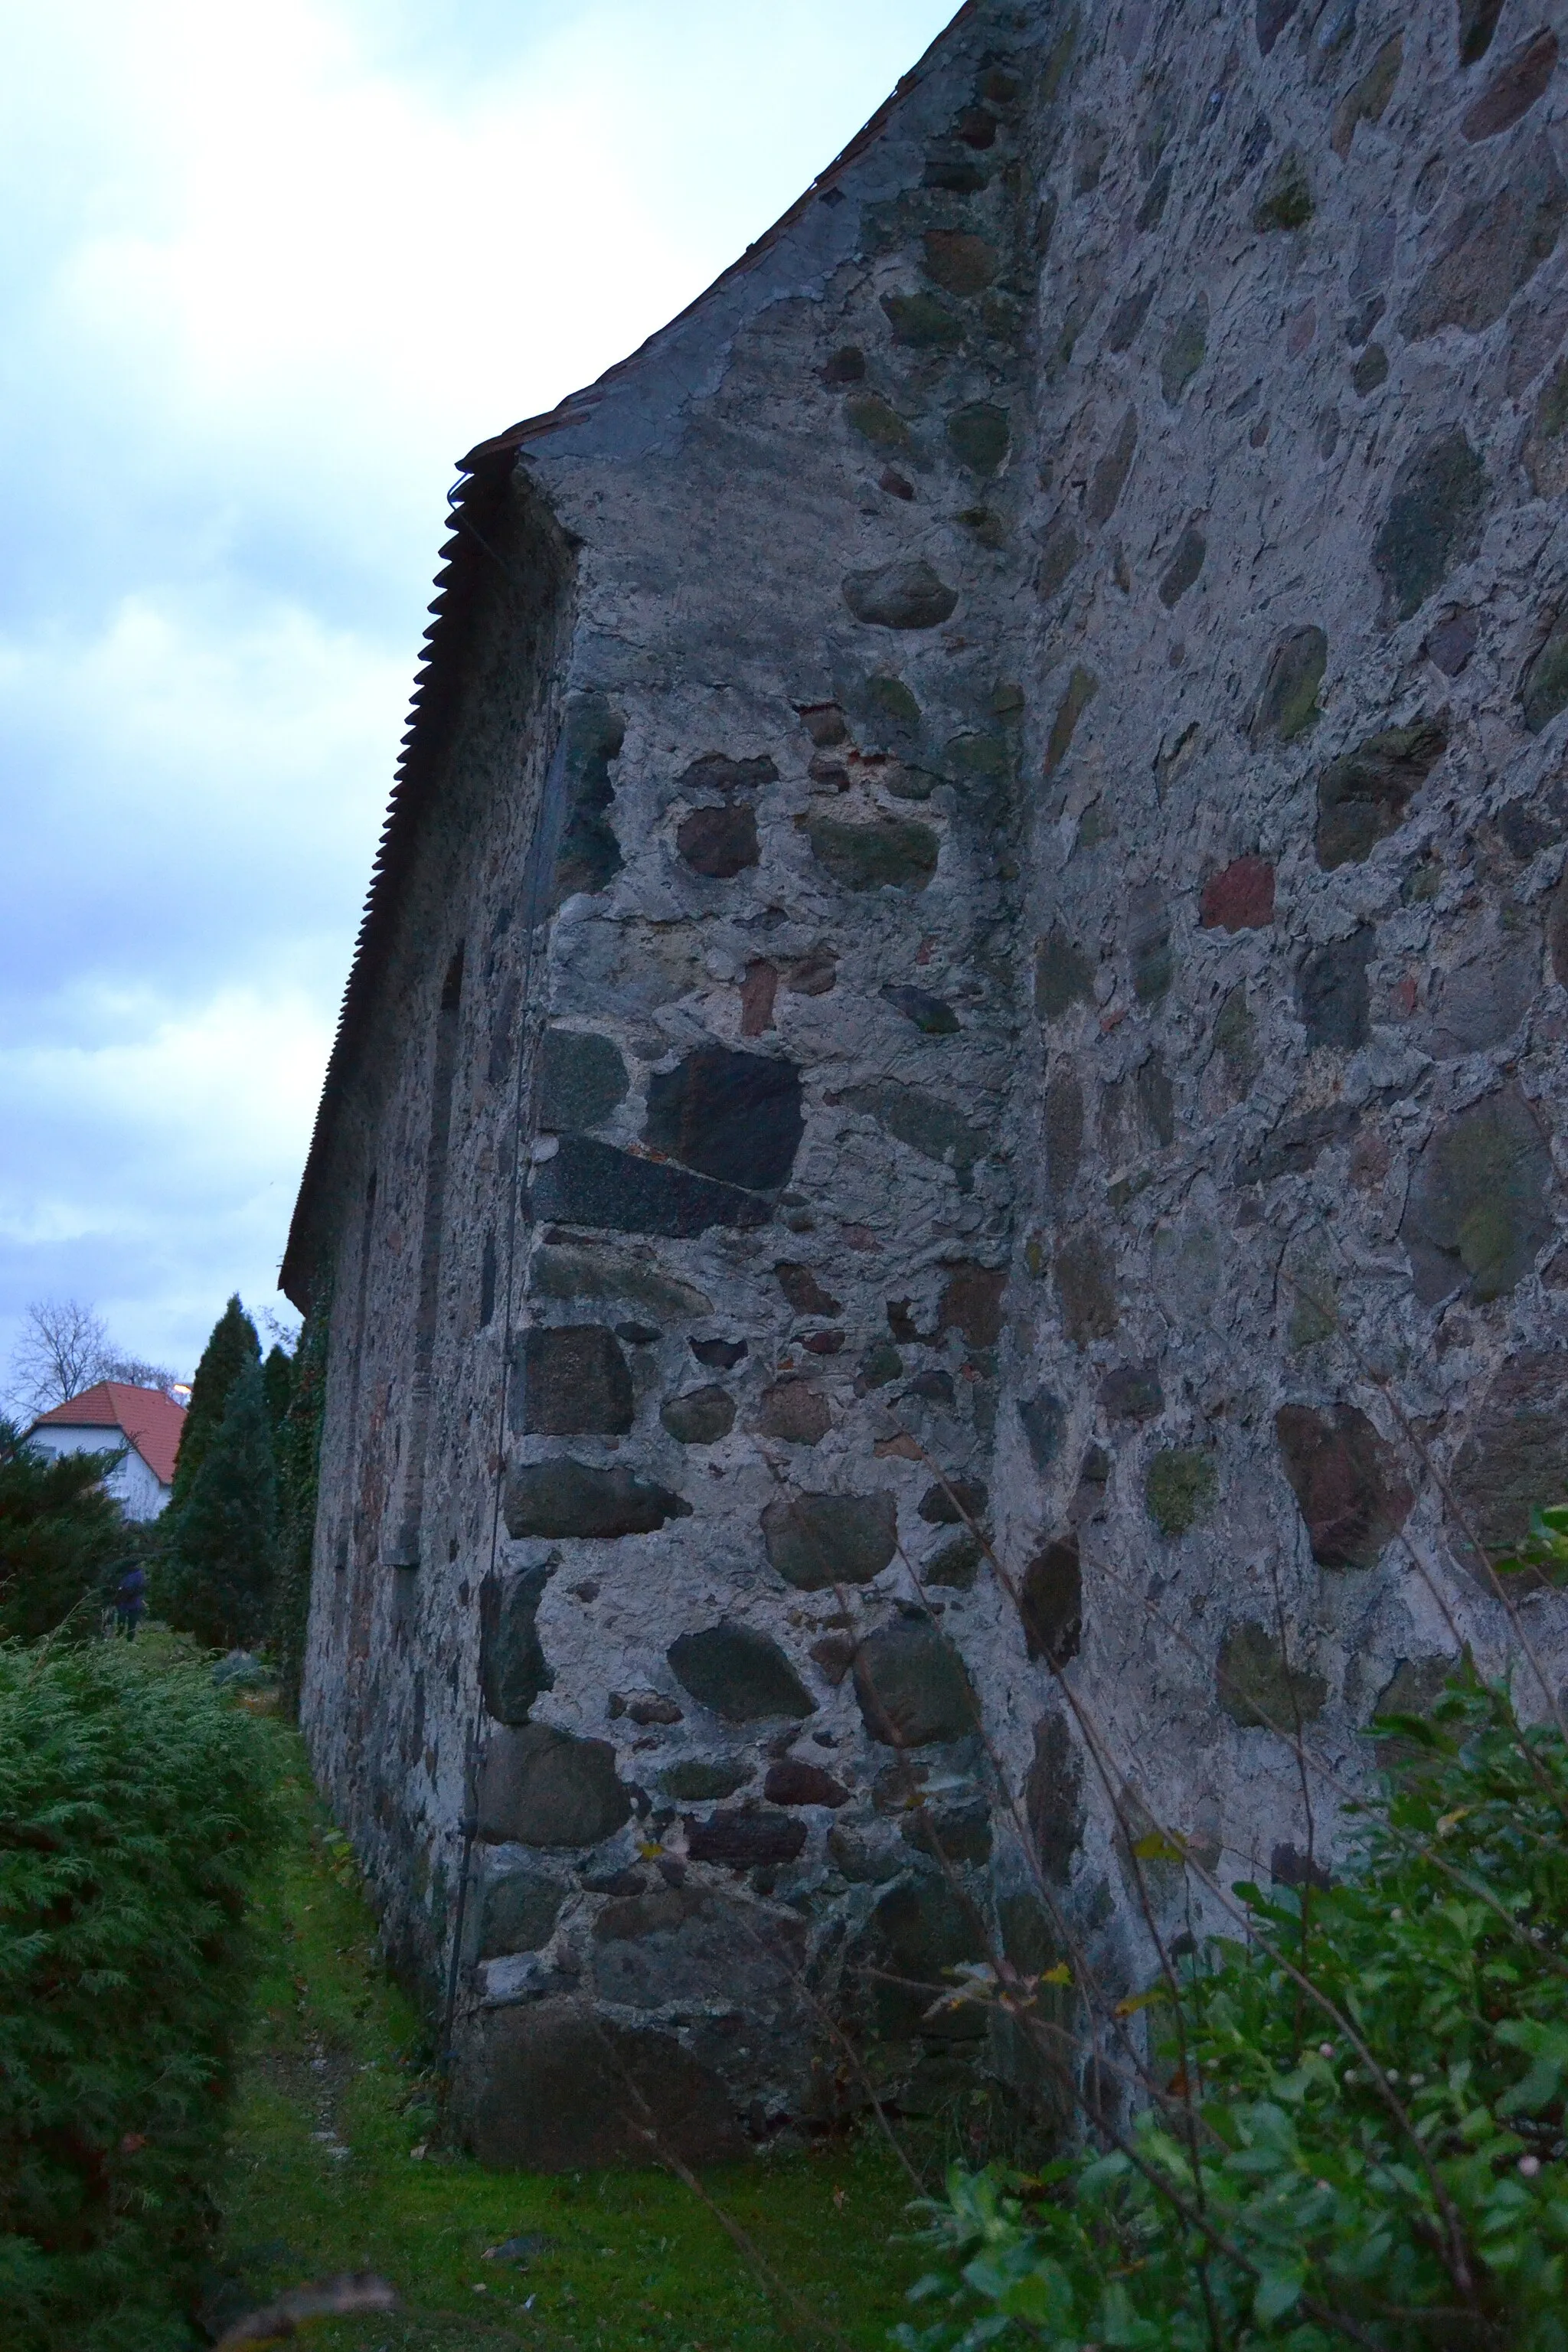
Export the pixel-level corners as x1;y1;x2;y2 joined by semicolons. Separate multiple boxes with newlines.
0;0;957;1386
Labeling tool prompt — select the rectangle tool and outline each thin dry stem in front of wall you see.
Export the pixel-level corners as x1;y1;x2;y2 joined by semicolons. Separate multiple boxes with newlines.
1288;1247;1568;1747
1083;1540;1568;1980
858;1398;1501;2321
775;1442;1176;2128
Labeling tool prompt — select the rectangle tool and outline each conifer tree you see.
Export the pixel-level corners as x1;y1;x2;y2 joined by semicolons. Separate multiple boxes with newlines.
270;1301;328;1716
158;1363;277;1651
261;1342;295;1437
0;1420;128;1638
170;1295;259;1508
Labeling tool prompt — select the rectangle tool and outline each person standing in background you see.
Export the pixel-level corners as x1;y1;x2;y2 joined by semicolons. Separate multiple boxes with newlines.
113;1562;146;1639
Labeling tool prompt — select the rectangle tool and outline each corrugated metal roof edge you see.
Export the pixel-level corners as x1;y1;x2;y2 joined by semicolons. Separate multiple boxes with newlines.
279;2;977;1308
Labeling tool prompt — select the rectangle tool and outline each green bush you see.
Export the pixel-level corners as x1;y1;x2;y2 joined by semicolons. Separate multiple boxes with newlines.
158;1297;297;1656
899;1674;1568;2350
0;1419;129;1640
268;1301;328;1717
0;1637;281;2350
168;1295;259;1512
157;1361;278;1653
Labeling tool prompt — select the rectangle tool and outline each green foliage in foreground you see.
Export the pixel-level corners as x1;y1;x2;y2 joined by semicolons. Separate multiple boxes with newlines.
1497;1502;1568;1589
0;1419;130;1640
0;1635;282;2351
900;1676;1568;2351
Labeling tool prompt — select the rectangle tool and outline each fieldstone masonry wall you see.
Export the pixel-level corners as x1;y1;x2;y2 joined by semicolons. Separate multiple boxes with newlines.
286;0;1568;2167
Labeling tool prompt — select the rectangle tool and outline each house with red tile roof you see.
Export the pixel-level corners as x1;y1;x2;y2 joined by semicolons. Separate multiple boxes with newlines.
28;1382;185;1521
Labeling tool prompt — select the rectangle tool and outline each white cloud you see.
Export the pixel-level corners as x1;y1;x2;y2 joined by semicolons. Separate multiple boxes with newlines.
0;591;400;1003
0;0;958;1377
0;982;332;1376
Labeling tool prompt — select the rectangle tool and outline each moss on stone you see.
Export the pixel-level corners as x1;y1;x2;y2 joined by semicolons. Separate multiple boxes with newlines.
1037;520;1081;598
1523;616;1568;733
805;815;939;892
662;1756;750;1802
957;505;1008;549
1539;359;1568;441
1374;430;1485;622
1055;1230;1118;1343
1401;1087;1554;1302
1288;1279;1338;1351
1217;1622;1327;1731
1400;136;1566;341
1158;524;1206;608
842;560;958;630
1086;404;1138;522
1315;717;1448;869
1045;665;1097;774
660;1386;737;1446
844;394;911;453
945;731;1013;783
880;291;963;351
921;230;999;296
946;400;1011;475
1351;342;1389;396
1034;927;1094;1020
1252;626;1327;743
861;674;922;737
1159;296;1207;406
1330;33;1403;158
1459;0;1504;60
1253;147;1313;232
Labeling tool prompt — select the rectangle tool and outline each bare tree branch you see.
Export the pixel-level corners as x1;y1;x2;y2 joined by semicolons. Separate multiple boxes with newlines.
9;1298;111;1413
7;1298;182;1415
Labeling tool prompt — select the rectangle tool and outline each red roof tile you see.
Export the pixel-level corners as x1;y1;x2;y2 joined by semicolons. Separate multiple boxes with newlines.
31;1382;187;1488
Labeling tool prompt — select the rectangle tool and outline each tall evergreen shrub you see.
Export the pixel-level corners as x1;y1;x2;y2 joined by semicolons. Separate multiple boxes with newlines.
260;1341;294;1438
0;1639;279;2351
158;1364;277;1651
168;1296;259;1510
0;1421;127;1639
270;1300;328;1717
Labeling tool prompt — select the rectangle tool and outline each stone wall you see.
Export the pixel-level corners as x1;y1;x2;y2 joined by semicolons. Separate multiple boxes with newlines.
286;0;1568;2167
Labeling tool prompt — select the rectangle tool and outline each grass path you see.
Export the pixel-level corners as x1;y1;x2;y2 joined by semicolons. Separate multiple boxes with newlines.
211;1740;923;2351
